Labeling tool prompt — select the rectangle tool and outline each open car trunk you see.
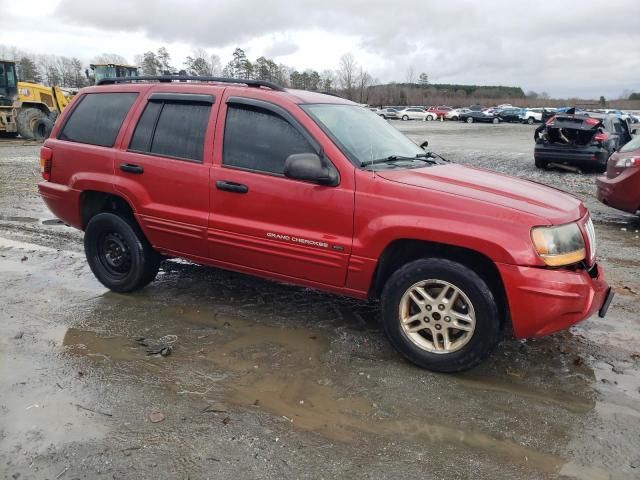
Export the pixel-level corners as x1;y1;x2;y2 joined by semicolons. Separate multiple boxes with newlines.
539;115;602;147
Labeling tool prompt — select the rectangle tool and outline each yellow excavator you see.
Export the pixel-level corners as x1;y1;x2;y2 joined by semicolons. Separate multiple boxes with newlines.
0;59;74;140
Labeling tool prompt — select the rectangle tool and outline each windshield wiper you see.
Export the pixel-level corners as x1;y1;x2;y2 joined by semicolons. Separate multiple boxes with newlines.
362;154;439;167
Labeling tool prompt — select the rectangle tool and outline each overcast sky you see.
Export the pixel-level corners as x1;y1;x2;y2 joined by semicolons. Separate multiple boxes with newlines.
2;0;639;98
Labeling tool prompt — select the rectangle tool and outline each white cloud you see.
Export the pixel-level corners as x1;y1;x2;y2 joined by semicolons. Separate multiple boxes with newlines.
1;0;639;98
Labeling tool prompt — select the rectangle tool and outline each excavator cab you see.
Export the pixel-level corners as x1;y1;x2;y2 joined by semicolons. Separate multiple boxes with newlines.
0;60;18;107
90;64;139;84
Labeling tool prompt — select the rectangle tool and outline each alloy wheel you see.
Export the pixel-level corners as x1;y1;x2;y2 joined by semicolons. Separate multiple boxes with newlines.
398;279;476;354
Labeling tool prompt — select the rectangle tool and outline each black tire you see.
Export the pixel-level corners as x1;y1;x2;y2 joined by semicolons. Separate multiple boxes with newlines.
451;116;458;121
16;108;47;140
402;115;409;121
381;258;501;373
426;115;434;121
33;117;53;141
84;212;161;293
492;117;500;124
527;117;535;125
534;158;548;169
466;117;474;123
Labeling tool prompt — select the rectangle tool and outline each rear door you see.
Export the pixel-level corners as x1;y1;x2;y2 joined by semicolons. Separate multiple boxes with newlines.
207;95;354;287
114;89;222;258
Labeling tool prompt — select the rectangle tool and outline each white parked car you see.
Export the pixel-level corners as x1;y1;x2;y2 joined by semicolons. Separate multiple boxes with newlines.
445;108;472;121
397;107;434;121
521;108;544;124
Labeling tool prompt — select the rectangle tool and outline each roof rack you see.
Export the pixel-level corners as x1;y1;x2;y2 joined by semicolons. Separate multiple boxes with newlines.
96;75;285;91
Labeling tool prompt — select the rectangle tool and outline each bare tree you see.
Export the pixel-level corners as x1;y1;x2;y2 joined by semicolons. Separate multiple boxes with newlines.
336;53;357;100
357;68;373;103
92;53;129;65
320;69;335;91
405;66;415;84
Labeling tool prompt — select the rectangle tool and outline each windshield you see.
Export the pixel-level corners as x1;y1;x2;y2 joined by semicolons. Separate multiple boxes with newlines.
94;66;116;83
302;104;424;166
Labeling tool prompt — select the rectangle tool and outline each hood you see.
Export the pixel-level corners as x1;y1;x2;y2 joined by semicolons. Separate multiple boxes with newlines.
376;164;585;224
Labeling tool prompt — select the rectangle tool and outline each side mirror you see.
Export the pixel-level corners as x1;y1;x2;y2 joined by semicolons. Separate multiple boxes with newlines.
420;140;429;150
284;153;338;186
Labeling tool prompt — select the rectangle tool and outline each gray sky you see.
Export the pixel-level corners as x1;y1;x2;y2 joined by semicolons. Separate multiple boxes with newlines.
2;0;639;98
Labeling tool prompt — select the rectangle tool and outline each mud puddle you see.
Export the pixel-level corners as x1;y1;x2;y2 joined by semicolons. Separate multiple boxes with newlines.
61;307;607;477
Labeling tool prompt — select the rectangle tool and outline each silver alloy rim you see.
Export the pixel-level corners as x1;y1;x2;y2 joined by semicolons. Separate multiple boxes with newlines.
398;279;476;354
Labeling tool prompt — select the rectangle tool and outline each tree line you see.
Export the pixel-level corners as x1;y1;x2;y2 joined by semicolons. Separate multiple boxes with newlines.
0;44;377;102
4;43;636;107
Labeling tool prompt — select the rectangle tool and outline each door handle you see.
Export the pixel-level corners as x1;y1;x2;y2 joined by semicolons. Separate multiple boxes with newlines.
216;180;248;194
120;163;144;174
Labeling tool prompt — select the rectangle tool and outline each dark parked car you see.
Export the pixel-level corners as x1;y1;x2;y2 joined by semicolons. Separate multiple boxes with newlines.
497;108;524;123
596;134;640;214
459;110;500;124
534;114;632;171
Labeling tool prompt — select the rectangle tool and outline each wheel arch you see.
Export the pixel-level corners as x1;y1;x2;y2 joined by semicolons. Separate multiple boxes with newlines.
369;238;510;329
79;190;136;230
19;102;52;116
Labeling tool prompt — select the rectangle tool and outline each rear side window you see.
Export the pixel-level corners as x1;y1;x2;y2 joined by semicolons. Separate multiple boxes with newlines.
60;93;137;147
223;104;314;175
129;100;211;162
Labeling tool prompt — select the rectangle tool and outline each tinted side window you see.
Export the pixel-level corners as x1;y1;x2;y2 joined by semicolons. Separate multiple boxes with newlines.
223;104;314;175
128;101;211;162
129;102;161;152
60;93;137;147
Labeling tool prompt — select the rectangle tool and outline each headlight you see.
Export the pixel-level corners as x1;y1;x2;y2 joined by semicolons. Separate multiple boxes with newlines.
531;222;585;266
614;156;640;168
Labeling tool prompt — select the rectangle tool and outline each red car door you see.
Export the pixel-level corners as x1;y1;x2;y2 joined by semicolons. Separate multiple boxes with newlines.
114;88;222;258
207;93;355;288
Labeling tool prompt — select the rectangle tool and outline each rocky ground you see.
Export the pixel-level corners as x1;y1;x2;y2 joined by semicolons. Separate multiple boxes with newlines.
1;121;639;479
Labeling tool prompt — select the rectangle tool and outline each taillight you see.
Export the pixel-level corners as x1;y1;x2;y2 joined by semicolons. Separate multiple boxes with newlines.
593;132;608;143
545;115;556;125
614;156;640;168
585;117;600;126
40;146;52;181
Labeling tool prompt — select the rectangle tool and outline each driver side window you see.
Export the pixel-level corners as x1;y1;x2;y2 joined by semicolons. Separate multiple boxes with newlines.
223;104;314;175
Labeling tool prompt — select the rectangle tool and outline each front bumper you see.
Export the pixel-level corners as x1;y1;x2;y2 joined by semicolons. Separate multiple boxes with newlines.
497;262;610;339
596;170;640;214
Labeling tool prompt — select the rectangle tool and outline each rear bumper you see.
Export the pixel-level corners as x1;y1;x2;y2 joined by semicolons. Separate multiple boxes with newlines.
596;171;640;214
38;181;83;229
534;145;609;165
497;262;610;339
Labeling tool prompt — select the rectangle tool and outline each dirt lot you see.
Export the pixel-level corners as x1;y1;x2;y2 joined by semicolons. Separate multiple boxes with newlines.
1;122;639;480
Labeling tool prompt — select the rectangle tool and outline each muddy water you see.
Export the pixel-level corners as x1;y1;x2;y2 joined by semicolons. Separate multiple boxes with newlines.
60;300;599;477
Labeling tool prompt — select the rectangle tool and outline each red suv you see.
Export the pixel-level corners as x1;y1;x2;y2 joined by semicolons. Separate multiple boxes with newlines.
38;76;613;372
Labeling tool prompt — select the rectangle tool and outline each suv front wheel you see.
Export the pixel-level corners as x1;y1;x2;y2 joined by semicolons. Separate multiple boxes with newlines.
84;212;161;293
381;258;501;372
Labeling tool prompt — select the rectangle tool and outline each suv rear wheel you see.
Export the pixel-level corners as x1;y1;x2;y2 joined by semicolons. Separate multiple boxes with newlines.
84;212;161;293
381;258;501;372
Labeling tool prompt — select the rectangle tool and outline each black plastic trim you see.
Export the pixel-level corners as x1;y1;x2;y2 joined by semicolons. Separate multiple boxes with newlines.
149;93;214;104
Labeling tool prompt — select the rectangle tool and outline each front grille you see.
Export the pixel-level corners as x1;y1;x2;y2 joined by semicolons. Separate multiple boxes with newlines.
585;217;596;263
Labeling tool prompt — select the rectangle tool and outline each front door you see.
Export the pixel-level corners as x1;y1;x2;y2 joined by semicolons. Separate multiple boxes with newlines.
208;96;354;287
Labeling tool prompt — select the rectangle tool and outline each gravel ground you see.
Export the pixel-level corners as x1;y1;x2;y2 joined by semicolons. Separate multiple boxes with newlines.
0;122;639;480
